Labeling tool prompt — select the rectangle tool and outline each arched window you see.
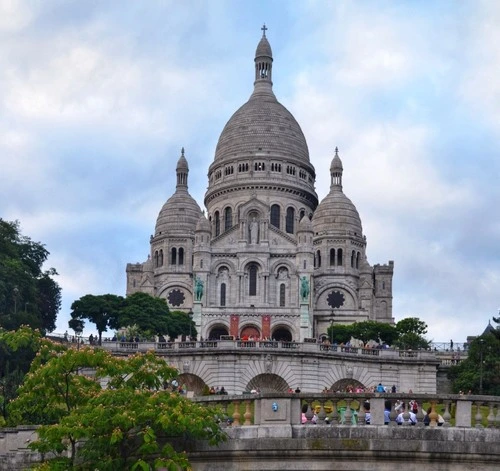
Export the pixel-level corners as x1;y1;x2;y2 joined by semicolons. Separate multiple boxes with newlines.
224;207;232;231
215;211;220;237
329;248;335;266
356;251;360;269
220;283;226;306
286;207;295;234
351;250;355;268
279;284;286;307
171;248;177;265
337;248;343;266
299;209;305;221
154;251;159;267
159;249;163;266
316;250;321;268
249;264;258;296
178;248;184;265
270;204;280;229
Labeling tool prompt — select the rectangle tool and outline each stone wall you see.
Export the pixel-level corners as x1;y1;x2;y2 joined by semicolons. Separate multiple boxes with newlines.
184;426;500;471
0;426;41;471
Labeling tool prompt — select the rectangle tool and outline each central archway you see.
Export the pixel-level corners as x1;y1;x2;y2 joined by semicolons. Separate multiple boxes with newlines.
208;325;229;340
246;374;289;393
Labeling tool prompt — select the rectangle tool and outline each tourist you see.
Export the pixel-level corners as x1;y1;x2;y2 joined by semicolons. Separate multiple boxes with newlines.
363;401;371;424
396;404;417;425
384;400;392;424
376;382;385;393
423;406;444;426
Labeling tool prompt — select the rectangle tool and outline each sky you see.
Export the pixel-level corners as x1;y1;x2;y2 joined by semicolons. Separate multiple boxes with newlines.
2;0;499;343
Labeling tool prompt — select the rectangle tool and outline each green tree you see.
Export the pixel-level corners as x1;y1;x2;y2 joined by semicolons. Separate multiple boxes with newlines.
0;326;45;423
0;219;61;332
327;324;353;344
9;345;225;469
168;310;197;340
69;294;124;345
448;333;500;395
350;321;398;345
394;317;430;350
119;292;171;337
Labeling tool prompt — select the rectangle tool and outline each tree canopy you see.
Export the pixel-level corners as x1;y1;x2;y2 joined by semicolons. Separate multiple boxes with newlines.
7;330;225;469
69;294;124;344
448;324;500;395
394;317;430;350
69;293;196;342
326;318;429;349
0;219;61;332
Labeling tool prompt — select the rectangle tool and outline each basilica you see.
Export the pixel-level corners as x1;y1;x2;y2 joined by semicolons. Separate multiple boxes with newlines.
126;28;394;342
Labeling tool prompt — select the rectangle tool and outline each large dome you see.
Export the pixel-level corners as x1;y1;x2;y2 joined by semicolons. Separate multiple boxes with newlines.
154;150;202;237
213;28;309;164
214;94;310;163
312;150;363;237
312;190;363;237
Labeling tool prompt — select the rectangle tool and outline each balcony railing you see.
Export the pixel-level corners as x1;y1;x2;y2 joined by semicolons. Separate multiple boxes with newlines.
192;392;500;429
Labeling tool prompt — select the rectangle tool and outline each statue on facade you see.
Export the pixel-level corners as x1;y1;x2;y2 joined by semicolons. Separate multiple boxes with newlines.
249;217;259;244
300;276;310;302
194;276;204;301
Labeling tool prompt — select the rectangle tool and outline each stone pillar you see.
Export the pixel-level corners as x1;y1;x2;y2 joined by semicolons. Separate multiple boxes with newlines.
300;303;312;341
370;397;385;426
455;400;472;427
193;302;202;338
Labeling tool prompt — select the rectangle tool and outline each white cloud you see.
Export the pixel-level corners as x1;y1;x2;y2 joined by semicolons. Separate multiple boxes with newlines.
0;0;34;32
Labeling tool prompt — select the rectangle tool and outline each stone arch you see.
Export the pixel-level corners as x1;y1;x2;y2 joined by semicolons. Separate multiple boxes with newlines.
270;259;296;277
203;320;230;339
176;373;207;396
271;325;292;341
207;324;229;340
240;324;260;339
314;283;358;310
330;378;366;393
246;373;289;393
211;258;237;274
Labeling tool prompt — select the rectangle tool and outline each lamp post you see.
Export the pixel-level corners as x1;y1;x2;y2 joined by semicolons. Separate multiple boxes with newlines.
479;338;485;395
13;286;19;314
188;310;193;341
330;310;335;345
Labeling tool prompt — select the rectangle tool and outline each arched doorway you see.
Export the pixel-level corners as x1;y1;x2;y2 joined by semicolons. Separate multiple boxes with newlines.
208;325;229;340
246;374;289;393
272;326;292;341
175;373;207;396
330;378;366;393
240;325;260;340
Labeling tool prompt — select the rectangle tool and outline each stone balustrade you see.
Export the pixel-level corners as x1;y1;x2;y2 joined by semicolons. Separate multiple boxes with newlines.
97;339;439;361
193;392;500;428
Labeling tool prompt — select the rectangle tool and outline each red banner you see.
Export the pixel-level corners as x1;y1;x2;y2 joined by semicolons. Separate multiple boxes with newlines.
262;315;271;340
230;315;239;338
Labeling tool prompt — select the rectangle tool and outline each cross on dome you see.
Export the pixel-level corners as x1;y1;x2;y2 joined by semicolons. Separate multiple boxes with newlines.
261;23;268;37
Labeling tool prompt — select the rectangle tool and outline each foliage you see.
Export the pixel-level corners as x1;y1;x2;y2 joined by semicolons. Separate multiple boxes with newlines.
69;293;197;341
0;219;61;332
350;321;398;345
120;292;171;337
394;317;430;350
326;317;429;349
326;324;353;344
69;294;125;344
168;310;197;340
448;333;500;395
0;326;44;422
8;343;225;469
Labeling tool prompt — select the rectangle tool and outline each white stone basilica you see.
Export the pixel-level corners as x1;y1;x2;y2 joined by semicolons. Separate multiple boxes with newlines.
126;29;394;342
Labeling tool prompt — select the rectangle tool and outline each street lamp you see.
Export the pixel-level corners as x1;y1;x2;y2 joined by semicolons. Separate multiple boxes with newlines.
13;286;19;314
479;338;485;395
329;310;335;345
188;310;193;341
